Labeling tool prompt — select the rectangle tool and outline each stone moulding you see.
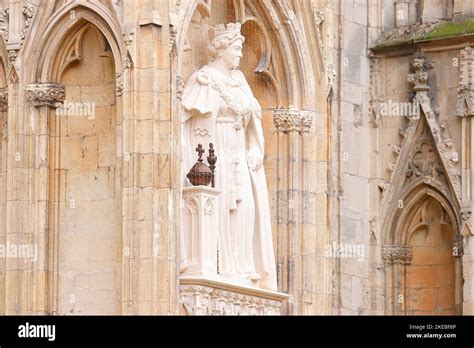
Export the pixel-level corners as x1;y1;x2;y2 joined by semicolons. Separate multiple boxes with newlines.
382;245;413;265
24;83;65;108
272;108;314;133
179;277;288;315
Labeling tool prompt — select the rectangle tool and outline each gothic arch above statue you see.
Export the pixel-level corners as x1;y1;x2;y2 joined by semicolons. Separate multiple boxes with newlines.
180;22;277;291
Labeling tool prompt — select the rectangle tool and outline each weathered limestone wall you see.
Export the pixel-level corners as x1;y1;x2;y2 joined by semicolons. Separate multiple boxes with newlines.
369;3;473;315
0;0;471;317
331;0;373;315
121;0;177;314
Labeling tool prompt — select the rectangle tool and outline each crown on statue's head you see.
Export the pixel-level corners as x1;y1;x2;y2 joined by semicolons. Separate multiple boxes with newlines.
209;22;242;40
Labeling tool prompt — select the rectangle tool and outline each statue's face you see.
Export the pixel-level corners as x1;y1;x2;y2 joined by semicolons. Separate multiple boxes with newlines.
220;39;243;69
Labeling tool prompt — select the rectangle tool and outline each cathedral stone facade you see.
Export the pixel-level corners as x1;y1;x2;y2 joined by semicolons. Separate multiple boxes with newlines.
0;0;472;315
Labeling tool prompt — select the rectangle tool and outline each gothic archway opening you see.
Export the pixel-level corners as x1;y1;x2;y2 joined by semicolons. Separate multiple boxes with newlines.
49;22;121;314
384;184;462;315
404;196;457;315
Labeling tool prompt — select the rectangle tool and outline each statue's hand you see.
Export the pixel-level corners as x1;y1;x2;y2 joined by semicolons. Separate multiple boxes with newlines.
247;148;263;171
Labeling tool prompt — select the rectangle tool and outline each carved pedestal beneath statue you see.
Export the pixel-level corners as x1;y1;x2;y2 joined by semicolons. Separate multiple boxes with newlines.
180;277;287;315
180;185;287;315
181;186;220;278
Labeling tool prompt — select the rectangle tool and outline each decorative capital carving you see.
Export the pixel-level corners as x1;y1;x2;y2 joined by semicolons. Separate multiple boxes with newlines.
382;245;412;265
0;87;7;112
24;83;65;108
272;108;314;133
407;52;433;92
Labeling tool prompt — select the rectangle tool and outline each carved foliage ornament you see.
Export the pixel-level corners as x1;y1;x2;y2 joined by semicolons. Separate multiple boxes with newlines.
25;83;65;108
0;8;8;43
0;3;36;45
21;3;34;41
272;108;314;133
407;52;433;92
382;245;413;265
0;87;7;112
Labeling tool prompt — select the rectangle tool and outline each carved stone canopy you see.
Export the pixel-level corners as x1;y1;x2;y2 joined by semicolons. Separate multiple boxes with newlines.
24;83;65;108
272;107;314;133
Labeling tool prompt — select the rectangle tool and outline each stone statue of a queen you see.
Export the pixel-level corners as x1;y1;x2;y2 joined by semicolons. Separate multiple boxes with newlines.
181;22;277;291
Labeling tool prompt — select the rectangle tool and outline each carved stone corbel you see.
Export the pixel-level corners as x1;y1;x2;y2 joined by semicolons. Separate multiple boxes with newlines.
272;107;314;133
24;83;65;108
382;245;413;265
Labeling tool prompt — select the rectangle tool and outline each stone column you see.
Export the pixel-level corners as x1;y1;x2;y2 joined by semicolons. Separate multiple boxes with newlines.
272;107;314;314
0;86;7;314
456;46;474;314
4;83;64;315
382;245;412;315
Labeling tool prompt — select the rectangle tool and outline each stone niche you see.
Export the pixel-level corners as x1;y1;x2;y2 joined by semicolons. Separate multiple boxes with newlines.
178;2;288;315
53;25;121;315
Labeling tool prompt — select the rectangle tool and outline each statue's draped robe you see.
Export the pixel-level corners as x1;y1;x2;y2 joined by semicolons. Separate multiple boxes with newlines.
181;65;277;291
